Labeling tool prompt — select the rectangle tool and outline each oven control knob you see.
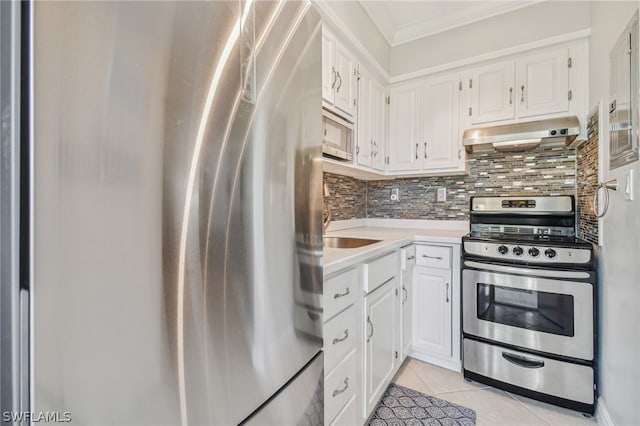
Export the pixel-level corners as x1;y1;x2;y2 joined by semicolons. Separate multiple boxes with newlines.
497;245;509;255
528;247;540;257
544;248;557;259
512;246;524;256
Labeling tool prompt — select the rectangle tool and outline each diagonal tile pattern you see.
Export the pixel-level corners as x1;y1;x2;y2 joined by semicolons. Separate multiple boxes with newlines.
392;357;597;426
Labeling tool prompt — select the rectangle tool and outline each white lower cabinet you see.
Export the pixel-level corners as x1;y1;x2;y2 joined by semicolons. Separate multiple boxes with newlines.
410;243;462;371
323;267;359;425
412;267;452;358
322;248;405;424
361;250;401;420
325;349;358;424
400;245;415;360
363;278;396;416
329;394;357;426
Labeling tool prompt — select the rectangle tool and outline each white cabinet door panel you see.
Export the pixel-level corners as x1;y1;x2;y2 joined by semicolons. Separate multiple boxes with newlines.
412;267;452;358
334;43;355;117
322;28;336;104
422;74;461;169
364;281;396;416
371;79;386;171
517;48;569;118
388;83;420;172
471;60;515;124
356;68;372;168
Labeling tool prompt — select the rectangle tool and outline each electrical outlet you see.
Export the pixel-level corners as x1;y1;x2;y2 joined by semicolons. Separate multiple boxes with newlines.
437;187;447;202
390;188;399;201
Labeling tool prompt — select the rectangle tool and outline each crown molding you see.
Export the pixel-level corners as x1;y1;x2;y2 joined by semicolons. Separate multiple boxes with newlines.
390;28;591;84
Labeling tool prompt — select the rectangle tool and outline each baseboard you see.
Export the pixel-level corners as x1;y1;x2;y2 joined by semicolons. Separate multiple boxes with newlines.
408;350;461;372
596;397;614;426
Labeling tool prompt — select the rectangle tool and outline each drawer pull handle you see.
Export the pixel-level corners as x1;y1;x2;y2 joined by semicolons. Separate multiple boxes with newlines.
366;315;373;343
407;255;415;260
332;329;349;345
332;377;349;397
502;352;545;369
334;288;350;299
402;286;408;304
422;254;443;260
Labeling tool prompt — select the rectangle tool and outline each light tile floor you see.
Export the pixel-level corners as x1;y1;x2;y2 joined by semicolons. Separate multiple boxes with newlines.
392;357;597;426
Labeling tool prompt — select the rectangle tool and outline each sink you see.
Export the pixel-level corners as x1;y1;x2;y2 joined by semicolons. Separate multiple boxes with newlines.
323;236;381;249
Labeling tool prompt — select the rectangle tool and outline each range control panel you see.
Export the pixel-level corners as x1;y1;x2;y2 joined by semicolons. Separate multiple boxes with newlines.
464;241;592;265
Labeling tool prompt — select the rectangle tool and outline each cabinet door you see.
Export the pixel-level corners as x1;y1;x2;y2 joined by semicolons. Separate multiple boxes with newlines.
412;267;452;358
517;48;569;118
471;60;515;124
334;42;355;117
388;83;420;171
370;78;386;171
322;28;336;104
421;73;462;170
356;68;372;168
364;280;396;417
401;265;413;359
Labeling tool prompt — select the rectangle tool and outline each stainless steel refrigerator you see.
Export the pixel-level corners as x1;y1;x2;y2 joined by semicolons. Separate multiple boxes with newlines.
0;1;324;424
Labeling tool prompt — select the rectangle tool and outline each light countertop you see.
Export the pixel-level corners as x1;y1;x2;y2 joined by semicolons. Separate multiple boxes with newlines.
323;225;468;276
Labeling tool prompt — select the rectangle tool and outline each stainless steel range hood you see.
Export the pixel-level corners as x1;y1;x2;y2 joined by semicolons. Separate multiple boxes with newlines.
462;116;581;153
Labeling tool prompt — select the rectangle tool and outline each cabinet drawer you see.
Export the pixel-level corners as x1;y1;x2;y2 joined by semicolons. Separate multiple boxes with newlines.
416;245;451;269
325;349;357;424
463;338;594;404
324;268;358;321
363;251;399;293
324;305;357;373
328;394;357;426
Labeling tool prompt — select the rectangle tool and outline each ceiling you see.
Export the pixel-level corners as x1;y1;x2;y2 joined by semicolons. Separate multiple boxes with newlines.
358;1;542;46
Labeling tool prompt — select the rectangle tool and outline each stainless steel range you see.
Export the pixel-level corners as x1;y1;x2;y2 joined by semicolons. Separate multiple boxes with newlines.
462;195;596;415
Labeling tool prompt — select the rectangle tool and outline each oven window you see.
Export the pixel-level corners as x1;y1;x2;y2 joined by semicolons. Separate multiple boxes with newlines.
477;283;575;337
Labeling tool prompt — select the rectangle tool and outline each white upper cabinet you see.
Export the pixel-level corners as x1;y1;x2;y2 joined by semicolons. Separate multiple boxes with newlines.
422;73;463;170
470;48;571;125
321;29;336;104
471;60;516;124
334;43;356;117
322;27;356;118
356;65;386;171
388;82;420;171
388;72;465;175
517;48;569;118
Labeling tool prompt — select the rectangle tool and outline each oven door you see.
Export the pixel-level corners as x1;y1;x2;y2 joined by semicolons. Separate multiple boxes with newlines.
462;261;594;361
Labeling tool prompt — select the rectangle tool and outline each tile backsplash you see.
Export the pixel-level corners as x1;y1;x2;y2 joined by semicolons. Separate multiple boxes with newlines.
323;172;367;220
324;145;577;221
577;110;599;244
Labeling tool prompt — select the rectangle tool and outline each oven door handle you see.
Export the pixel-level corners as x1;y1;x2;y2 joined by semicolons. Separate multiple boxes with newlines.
501;351;545;369
464;260;591;280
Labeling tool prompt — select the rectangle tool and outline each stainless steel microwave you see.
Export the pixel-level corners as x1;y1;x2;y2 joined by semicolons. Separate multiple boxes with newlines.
322;108;353;161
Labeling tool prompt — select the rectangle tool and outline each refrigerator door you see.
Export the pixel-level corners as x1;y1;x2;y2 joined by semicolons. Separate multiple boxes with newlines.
32;1;322;425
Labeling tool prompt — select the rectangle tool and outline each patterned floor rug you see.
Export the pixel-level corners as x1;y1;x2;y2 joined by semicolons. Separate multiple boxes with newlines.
369;383;476;426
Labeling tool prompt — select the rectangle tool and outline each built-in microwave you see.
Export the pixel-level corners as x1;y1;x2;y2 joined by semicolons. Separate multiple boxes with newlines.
322;108;353;161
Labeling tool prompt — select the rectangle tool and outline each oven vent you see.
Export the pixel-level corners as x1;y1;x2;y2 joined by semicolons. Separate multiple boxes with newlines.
520;227;533;234
504;226;518;234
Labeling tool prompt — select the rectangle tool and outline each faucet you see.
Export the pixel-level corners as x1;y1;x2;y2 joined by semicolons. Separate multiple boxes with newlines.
323;183;331;234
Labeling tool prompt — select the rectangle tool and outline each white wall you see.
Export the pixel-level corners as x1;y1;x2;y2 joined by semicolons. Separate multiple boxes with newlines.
390;1;591;78
588;2;640;425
